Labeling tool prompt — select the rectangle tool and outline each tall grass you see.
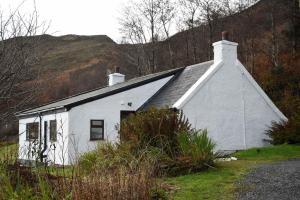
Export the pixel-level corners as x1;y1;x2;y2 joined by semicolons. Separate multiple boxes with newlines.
72;164;156;200
0;142;161;200
75;142;163;199
177;129;215;169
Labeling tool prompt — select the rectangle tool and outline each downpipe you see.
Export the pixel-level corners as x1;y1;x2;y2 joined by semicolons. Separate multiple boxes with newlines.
39;113;48;163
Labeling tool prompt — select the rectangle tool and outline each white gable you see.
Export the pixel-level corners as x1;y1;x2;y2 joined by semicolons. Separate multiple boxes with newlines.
174;57;286;150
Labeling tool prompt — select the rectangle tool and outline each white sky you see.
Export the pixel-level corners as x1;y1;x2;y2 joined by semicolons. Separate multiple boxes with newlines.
0;0;130;42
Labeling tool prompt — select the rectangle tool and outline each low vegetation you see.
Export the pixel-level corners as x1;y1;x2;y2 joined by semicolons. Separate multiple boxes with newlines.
119;108;216;175
265;113;300;145
0;143;161;199
166;144;300;200
120;108;191;157
1;142;300;199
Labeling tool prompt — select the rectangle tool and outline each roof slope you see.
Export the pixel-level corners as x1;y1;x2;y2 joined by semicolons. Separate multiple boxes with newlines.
143;60;213;109
17;67;183;116
17;60;214;116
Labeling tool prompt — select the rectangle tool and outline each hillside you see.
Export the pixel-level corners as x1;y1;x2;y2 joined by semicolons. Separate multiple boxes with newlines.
30;34;140;103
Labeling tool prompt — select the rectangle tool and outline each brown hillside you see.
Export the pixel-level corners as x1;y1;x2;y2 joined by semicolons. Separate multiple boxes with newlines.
29;34;140;104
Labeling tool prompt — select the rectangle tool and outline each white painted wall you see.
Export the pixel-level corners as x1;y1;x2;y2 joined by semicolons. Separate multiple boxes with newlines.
19;116;40;162
181;61;246;150
178;41;285;150
19;111;69;165
67;76;173;161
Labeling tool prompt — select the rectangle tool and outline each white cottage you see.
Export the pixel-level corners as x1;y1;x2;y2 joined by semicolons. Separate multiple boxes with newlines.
17;35;287;165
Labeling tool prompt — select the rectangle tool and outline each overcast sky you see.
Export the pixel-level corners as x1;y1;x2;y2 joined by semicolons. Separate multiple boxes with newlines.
0;0;130;42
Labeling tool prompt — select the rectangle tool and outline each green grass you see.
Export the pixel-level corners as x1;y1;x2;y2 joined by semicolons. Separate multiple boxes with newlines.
234;144;300;161
0;142;18;161
165;144;300;200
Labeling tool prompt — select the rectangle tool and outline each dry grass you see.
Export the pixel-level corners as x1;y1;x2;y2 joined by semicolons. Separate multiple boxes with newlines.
72;166;156;200
0;142;160;200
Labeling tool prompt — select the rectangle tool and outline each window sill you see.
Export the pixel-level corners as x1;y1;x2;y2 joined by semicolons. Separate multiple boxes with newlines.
25;139;39;142
90;139;104;141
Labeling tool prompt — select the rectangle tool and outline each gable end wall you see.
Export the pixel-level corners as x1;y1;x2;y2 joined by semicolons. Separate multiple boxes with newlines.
181;60;284;150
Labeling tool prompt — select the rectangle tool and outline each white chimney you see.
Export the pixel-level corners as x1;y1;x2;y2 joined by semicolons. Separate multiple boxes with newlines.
108;67;125;86
213;31;238;63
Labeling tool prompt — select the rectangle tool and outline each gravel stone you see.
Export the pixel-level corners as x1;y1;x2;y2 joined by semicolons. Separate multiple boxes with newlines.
237;159;300;200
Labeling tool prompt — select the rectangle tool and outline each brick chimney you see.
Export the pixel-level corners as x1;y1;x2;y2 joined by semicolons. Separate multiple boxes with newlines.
108;67;125;86
213;31;238;63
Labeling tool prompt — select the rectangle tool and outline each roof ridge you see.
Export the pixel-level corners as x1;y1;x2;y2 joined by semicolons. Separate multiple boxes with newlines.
185;60;214;70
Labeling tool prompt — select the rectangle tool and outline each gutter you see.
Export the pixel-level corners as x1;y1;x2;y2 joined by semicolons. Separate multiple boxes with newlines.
15;106;65;118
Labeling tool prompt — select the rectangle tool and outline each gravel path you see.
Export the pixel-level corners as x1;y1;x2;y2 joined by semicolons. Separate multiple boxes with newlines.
237;159;300;200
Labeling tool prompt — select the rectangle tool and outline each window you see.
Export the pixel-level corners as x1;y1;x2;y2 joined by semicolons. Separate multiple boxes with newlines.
50;120;57;141
26;122;39;140
90;120;104;140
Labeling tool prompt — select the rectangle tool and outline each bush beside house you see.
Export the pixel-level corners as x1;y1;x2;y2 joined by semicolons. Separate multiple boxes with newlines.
266;113;300;145
117;107;216;175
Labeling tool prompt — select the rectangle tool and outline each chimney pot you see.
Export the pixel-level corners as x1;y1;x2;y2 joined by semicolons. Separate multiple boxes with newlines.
222;31;229;41
115;66;120;73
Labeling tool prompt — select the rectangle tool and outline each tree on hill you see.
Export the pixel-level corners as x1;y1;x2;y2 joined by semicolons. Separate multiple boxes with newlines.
0;2;47;138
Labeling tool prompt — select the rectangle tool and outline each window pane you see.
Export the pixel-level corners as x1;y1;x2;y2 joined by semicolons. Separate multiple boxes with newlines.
92;120;103;126
50;120;57;141
26;122;39;140
91;128;103;139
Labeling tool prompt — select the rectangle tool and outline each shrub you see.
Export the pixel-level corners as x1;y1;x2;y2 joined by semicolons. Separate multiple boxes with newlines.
119;108;216;175
266;113;300;144
120;107;191;158
165;129;216;174
265;120;288;145
79;142;179;178
72;163;157;200
77;142;163;199
178;129;215;164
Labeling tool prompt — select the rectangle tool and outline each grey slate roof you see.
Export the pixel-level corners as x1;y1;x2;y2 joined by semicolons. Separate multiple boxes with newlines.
17;60;213;117
142;60;213;109
16;67;183;116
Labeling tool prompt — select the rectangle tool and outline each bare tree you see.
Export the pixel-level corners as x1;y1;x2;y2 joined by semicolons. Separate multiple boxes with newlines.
289;0;299;58
196;0;223;60
178;0;200;63
0;2;47;137
228;0;260;74
270;11;280;68
158;0;176;66
222;0;259;14
119;0;164;73
119;5;151;74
